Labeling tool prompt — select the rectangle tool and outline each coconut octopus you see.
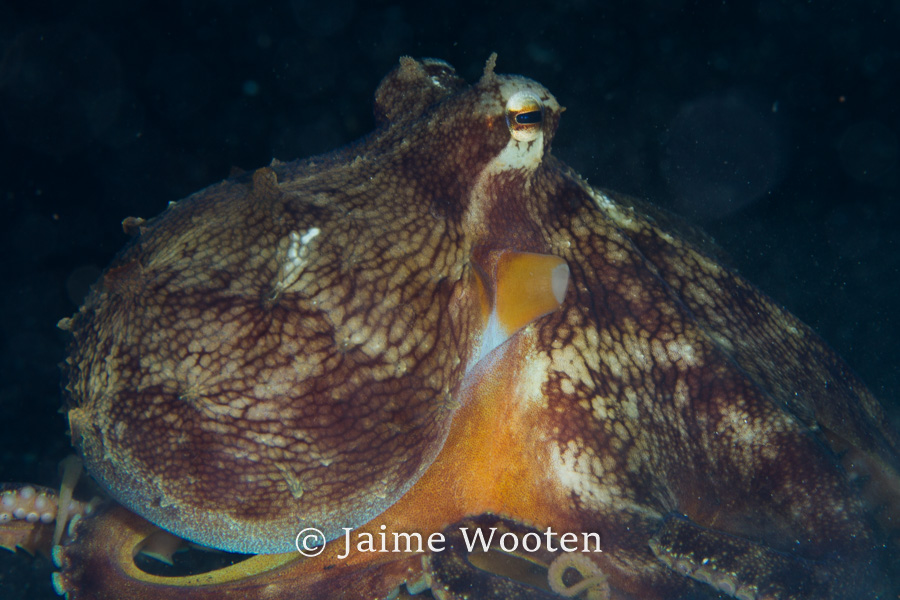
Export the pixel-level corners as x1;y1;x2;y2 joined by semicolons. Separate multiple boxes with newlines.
2;55;898;600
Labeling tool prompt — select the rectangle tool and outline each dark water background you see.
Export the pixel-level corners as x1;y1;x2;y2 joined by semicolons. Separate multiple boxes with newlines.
1;1;898;598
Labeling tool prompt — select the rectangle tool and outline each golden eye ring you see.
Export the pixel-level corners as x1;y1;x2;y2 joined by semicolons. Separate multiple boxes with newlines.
506;91;544;142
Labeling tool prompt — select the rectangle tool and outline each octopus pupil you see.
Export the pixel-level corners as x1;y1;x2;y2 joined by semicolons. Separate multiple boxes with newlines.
515;111;542;124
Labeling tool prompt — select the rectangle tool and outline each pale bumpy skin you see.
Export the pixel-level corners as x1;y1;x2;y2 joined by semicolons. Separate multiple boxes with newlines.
43;56;900;599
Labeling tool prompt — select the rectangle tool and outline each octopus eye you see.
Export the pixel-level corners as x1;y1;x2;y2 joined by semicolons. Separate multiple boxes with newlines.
506;91;544;142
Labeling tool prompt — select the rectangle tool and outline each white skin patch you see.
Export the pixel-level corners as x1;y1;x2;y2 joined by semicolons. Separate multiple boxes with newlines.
487;133;545;173
550;440;665;521
717;404;765;475
272;227;320;297
550;440;611;510
514;344;552;408
550;339;595;390
666;338;698;367
719;403;778;447
299;227;320;245
584;186;619;215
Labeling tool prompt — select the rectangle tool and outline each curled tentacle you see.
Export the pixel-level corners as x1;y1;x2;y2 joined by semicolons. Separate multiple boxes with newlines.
547;552;609;600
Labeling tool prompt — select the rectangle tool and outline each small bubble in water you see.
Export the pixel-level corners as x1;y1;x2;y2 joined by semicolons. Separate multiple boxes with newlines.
242;80;260;97
661;92;787;221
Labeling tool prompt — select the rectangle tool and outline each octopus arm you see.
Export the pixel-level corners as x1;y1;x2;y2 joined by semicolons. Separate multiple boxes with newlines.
650;512;885;599
600;189;900;473
49;503;423;600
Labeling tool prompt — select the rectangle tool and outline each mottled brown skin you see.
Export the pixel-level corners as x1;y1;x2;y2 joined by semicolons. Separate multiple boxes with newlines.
61;58;492;554
24;56;900;599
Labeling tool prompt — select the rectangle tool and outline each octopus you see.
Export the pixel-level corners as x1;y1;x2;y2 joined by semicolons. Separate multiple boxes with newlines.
1;55;899;599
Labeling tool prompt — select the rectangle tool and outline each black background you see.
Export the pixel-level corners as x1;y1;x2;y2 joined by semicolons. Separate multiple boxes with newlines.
2;1;899;598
